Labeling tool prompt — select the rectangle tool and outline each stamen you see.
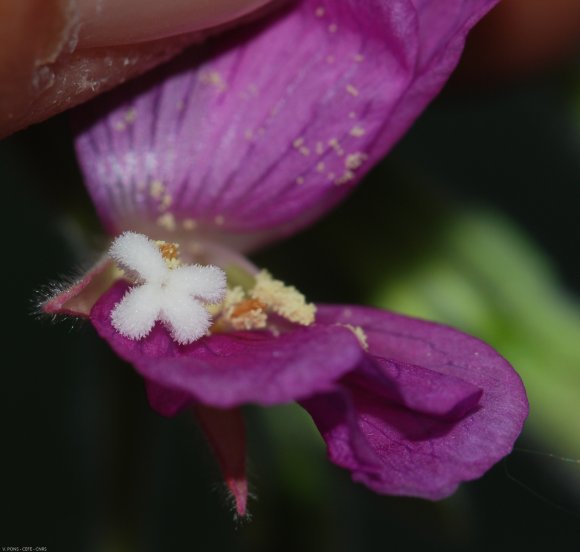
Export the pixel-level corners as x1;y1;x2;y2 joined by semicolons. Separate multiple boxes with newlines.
109;234;315;342
216;271;316;332
218;287;268;331
230;298;267;319
155;240;181;268
229;307;268;331
250;270;316;326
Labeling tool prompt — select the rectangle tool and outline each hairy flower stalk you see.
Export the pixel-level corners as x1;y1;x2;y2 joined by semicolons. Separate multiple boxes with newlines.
42;0;527;517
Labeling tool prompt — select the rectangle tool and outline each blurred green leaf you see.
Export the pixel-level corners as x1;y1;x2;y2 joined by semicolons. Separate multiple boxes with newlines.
368;207;580;473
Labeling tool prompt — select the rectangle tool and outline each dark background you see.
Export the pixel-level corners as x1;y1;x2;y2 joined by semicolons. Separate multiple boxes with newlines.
1;34;579;552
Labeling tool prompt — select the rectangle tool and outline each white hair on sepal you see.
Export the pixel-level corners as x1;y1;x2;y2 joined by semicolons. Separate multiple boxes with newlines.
32;280;85;334
209;474;257;525
32;251;108;323
32;214;111;323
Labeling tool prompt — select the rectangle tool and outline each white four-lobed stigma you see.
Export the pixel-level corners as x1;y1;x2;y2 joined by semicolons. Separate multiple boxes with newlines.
109;232;226;344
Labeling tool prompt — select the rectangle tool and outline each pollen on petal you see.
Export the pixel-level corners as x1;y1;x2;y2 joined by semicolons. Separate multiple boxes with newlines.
341;324;368;350
250;270;316;326
157;212;177;231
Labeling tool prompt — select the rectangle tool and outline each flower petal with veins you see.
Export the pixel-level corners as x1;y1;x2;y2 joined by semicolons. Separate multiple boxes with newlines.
75;0;499;245
57;0;527;509
302;305;528;499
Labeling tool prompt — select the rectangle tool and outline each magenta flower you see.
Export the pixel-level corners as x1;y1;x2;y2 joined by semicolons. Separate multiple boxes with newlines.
43;0;527;517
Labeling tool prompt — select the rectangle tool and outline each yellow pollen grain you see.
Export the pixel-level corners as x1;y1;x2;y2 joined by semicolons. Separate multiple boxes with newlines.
214;215;225;225
149;180;165;200
299;146;311;156
328;138;344;156
230;298;266;319
343;324;368;350
334;170;355;185
250;270;316;326
346;84;359;97
155;240;181;268
345;152;368;170
221;287;268;331
230;309;268;330
316;162;326;172
159;194;173;211
223;286;245;310
200;70;226;92
157;212;176;231
333;152;367;185
182;218;197;230
124;108;137;123
293;137;305;148
315;6;325;17
350;126;366;137
328;23;338;33
296;176;305;185
315;141;325;155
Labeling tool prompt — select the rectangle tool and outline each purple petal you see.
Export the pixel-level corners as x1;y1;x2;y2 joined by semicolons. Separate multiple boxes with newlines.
74;0;497;244
145;381;191;417
90;282;365;408
302;305;528;499
346;356;482;421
